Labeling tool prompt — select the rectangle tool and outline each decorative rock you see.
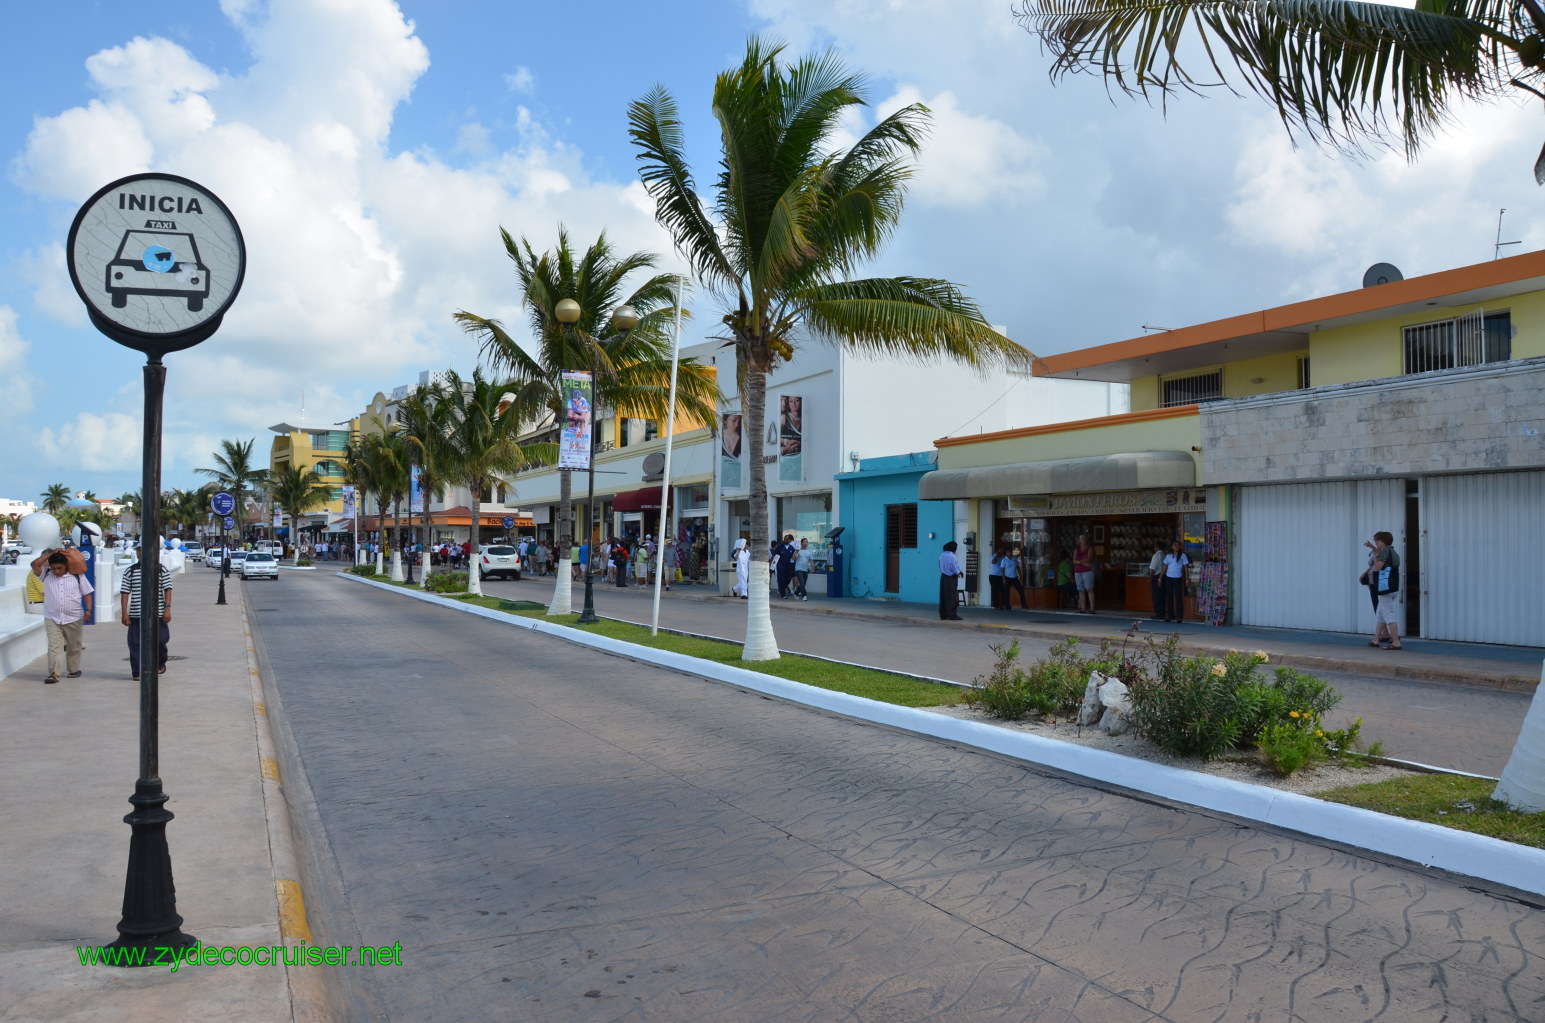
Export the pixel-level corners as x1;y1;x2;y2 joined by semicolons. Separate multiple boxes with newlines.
1097;677;1134;735
1077;672;1105;726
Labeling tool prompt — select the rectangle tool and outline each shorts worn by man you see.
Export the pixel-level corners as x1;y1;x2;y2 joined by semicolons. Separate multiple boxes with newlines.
120;561;173;680
39;551;94;683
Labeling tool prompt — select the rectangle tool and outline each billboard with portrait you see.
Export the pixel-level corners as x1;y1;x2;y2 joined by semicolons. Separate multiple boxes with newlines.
778;394;803;482
559;371;593;470
720;412;743;489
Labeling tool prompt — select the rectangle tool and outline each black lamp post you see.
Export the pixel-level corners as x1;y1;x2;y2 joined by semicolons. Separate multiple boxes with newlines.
574;303;638;624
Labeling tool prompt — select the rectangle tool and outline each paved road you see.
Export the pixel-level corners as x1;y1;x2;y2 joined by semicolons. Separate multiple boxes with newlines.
477;575;1529;777
253;572;1543;1021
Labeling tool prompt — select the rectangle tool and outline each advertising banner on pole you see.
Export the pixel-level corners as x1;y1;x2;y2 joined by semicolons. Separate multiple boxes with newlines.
341;484;356;518
720;412;743;490
559;371;593;470
410;467;424;514
272;507;282;529
778;395;803;482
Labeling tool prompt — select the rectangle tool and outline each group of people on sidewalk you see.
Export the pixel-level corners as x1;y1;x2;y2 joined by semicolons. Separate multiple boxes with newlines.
29;547;172;684
726;535;814;600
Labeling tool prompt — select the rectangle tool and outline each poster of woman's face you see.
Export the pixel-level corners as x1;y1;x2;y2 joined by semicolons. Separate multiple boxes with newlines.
779;395;802;455
721;413;743;458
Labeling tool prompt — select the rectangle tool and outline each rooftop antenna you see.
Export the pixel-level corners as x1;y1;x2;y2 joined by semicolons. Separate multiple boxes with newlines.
1495;208;1522;260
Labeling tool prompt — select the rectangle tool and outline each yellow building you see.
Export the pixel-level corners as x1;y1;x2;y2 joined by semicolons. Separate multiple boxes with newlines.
267;420;360;539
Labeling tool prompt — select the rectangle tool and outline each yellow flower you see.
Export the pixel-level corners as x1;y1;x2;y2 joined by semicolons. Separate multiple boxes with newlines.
1254;650;1269;662
1211;662;1227;676
1289;710;1301;719
1315;730;1324;738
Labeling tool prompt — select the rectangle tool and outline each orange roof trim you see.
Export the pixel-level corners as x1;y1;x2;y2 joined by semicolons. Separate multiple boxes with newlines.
1037;248;1545;376
936;404;1199;448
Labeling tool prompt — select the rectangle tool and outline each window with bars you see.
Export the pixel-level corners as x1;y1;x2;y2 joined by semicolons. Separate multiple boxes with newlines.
1160;370;1222;407
1297;357;1311;389
885;504;918;549
1403;309;1511;374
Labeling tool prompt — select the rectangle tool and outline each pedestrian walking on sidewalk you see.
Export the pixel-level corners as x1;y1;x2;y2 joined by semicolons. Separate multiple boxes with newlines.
1073;534;1097;614
1002;548;1026;610
1367;531;1404;650
1147;541;1167;620
938;540;964;620
731;538;749;598
793;538;811;599
37;551;93;683
1161;540;1189;622
120;561;173;680
988;546;1006;609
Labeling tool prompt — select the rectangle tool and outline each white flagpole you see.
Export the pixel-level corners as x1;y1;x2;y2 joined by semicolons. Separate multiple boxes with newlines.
650;278;685;635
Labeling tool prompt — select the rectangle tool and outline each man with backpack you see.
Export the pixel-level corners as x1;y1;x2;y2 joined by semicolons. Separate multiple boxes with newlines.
34;550;93;684
120;559;173;680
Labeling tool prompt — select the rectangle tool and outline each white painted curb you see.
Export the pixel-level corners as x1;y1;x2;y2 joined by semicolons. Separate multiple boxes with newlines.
345;575;1545;899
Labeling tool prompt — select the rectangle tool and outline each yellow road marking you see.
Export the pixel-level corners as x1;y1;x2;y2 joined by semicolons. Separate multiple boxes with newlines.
275;879;313;942
260;756;280;782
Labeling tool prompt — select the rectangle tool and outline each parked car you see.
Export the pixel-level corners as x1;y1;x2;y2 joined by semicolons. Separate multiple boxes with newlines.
478;544;522;581
241;551;279;580
181;541;204;562
226;550;249;571
206;548;230;569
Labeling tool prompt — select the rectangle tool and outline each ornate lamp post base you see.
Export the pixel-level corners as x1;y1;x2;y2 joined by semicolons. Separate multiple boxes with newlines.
104;779;196;964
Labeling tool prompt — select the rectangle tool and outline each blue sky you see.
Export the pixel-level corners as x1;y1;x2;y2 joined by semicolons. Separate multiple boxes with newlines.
2;0;1541;503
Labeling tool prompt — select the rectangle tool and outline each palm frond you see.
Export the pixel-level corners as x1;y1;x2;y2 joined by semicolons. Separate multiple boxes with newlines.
1016;0;1526;157
629;85;736;287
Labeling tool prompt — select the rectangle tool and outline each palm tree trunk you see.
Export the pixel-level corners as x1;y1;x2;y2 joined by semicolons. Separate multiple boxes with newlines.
741;355;779;661
547;468;574;614
1494;672;1545;811
390;497;405;581
468;489;483;597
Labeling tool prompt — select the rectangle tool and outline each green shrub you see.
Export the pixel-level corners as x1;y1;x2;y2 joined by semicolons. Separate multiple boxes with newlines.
296;557;312;567
1258;718;1324;776
426;570;468;593
966;641;1037;720
966;638;1112;722
1126;647;1256;760
348;564;379;577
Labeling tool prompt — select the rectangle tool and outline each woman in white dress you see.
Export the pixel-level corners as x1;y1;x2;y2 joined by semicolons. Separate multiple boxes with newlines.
732;537;750;598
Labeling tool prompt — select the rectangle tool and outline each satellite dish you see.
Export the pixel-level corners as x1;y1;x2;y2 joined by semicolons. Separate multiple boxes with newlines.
1363;263;1404;288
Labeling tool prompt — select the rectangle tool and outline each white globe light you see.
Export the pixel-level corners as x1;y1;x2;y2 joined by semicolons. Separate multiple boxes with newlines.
73;521;104;547
18;512;61;551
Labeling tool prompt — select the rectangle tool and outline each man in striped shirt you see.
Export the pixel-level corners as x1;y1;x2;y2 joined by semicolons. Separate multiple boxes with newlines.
119;561;173;680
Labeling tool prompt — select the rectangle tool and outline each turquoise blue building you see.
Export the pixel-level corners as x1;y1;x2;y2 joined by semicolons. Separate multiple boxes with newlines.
834;452;956;604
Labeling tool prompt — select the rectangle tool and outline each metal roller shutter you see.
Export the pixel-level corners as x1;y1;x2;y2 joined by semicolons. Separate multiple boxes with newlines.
1237;480;1404;633
1421;471;1545;646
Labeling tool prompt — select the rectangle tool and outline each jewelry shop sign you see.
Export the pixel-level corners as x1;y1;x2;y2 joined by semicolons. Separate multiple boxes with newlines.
1006;488;1207;516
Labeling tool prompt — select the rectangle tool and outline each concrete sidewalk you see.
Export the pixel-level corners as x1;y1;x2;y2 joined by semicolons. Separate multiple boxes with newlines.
0;566;316;1022
617;577;1543;692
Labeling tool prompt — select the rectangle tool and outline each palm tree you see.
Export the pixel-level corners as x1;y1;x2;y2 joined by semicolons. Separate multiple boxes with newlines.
455;228;720;614
40;483;70;514
1014;0;1545;177
196;439;270;535
397;381;453;587
629;39;1027;659
357;430;410;573
267;466;331;552
429;368;553;596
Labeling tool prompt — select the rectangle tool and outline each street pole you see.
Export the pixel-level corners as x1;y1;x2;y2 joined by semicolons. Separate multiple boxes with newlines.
575;307;601;625
650;290;681;636
110;355;195;957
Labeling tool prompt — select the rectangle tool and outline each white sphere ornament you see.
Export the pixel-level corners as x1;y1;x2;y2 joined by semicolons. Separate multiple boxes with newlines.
18;512;62;551
73;521;104;547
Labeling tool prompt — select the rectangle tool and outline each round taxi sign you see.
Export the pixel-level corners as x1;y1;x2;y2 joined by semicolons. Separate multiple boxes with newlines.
66;173;245;355
211;491;236;517
502;517;515;530
222;516;237;531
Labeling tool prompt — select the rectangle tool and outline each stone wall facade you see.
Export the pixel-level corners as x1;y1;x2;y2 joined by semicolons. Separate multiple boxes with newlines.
1201;356;1545;483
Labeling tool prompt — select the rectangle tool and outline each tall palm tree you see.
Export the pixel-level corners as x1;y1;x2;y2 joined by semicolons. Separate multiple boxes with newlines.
359;430;410;573
429;368;553;596
397;382;453;587
196;439;270;535
267;466;331;552
630;39;1027;659
455;228;720;614
40;483;70;514
1015;0;1545;178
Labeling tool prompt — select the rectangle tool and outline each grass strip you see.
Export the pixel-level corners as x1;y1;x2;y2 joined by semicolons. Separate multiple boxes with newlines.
441;593;962;707
1317;774;1544;850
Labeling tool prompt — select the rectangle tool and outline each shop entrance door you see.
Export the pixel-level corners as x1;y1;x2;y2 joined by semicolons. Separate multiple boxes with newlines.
884;504;915;593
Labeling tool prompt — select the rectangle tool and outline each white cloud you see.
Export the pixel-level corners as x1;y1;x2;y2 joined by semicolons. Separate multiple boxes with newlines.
876;87;1042;207
35;411;141;472
0;307;37;423
504;66;535;94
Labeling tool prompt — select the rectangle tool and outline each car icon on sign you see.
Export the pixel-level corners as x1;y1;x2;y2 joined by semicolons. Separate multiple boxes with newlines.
105;230;212;312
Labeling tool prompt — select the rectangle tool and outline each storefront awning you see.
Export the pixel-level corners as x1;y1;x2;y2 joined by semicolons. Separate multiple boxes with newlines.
612;486;663;512
918;451;1197;500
